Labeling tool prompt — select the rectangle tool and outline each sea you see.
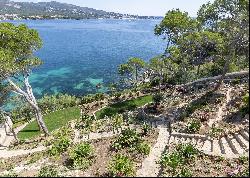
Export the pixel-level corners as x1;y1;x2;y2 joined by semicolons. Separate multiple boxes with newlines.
5;19;166;98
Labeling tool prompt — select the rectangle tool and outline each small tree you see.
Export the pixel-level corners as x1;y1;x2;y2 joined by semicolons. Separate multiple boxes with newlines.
149;56;165;91
155;9;197;55
118;57;146;88
0;23;49;135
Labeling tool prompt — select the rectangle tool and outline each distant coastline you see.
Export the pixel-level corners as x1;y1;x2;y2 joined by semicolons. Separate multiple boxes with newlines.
0;0;162;21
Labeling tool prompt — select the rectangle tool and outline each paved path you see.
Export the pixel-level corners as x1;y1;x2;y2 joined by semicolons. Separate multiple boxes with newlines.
136;125;170;177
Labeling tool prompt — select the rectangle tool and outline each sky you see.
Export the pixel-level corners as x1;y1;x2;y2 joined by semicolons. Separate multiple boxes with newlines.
14;0;214;17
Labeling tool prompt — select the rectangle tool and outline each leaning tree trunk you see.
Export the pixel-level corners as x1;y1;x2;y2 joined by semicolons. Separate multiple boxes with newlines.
7;75;50;136
23;75;49;135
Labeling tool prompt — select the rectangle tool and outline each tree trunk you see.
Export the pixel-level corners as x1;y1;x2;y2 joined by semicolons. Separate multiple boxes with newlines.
214;56;231;91
23;74;49;135
7;74;50;136
5;115;18;143
34;107;49;135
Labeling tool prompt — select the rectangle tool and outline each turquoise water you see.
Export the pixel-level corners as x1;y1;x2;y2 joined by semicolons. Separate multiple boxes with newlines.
8;19;166;98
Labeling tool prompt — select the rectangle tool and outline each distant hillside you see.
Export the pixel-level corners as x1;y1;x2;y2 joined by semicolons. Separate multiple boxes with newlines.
0;0;161;20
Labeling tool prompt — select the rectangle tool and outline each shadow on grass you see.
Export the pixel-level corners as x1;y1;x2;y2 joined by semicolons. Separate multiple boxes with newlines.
96;96;152;119
18;129;40;133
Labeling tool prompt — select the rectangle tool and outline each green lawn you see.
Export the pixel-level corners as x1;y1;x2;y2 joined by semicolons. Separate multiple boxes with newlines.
95;95;153;119
17;107;80;140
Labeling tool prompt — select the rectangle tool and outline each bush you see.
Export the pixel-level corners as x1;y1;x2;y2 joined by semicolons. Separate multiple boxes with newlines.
111;114;124;132
209;126;223;138
176;143;198;161
153;93;164;105
176;167;193;177
142;122;152;136
112;128;141;151
240;93;249;116
1;171;18;177
186;120;201;134
136;142;151;155
160;151;183;169
108;154;135;177
48;136;71;156
69;143;95;170
38;165;59;177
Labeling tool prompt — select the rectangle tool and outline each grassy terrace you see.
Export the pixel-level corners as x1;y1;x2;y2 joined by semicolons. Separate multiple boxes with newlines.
95;95;153;119
17;107;80;140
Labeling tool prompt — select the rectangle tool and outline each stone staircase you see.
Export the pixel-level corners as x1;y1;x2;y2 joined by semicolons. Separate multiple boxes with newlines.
168;127;249;158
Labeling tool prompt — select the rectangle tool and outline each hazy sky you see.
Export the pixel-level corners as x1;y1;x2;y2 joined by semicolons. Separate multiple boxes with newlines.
14;0;214;17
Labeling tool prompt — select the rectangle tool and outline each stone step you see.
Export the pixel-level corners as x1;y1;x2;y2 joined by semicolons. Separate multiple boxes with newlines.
220;137;234;155
230;137;245;155
202;140;212;153
234;133;248;150
225;136;239;154
240;130;249;141
212;139;222;155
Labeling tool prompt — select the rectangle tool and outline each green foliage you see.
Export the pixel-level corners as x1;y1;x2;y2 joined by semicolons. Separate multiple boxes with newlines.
175;167;193;177
0;23;42;78
136;142;151;155
160;144;198;171
160;151;184;169
108;154;135;177
209;126;223;138
69;143;95;170
239;155;248;164
48;136;71;156
176;143;198;161
186;120;201;134
155;9;197;44
1;171;18;177
112;128;141;151
153;93;164;105
38;94;80;114
240;93;249;116
118;57;146;88
38;165;59;177
111;114;124;131
142;122;152;136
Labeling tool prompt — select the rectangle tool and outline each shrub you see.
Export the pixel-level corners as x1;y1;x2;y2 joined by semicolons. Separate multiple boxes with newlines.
209;126;223;138
38;165;59;177
239;155;249;164
153;93;164;105
176;143;198;161
240;93;249;116
186;120;201;134
176;167;193;177
136;142;151;155
108;154;135;177
160;151;183;169
111;114;124;132
112;128;141;151
69;143;95;170
1;171;18;177
142;122;152;136
48;136;71;156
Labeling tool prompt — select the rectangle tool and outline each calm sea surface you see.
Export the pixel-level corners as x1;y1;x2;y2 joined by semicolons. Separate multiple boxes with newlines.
8;19;166;98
